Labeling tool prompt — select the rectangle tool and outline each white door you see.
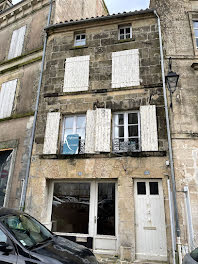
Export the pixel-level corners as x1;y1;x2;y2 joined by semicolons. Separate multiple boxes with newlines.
134;179;167;261
92;182;117;253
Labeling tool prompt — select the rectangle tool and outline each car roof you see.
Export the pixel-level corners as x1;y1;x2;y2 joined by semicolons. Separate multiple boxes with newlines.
0;207;24;217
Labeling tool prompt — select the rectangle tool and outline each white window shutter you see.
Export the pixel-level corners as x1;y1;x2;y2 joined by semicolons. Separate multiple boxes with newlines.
43;112;60;154
95;108;111;152
140;105;158;151
8;26;26;59
63;55;90;92
0;79;17;119
112;49;140;88
85;110;96;154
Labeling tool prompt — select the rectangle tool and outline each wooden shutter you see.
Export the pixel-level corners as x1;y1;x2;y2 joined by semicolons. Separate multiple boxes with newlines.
85;110;96;154
0;79;17;119
112;49;140;88
43;112;60;154
140;105;158;151
63;55;90;92
8;26;26;59
95;108;111;152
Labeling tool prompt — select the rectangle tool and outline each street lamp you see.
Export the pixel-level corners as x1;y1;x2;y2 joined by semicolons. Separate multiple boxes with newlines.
165;57;179;108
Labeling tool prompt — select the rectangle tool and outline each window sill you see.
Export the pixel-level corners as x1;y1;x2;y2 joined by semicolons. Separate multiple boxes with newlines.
70;45;88;50
40;151;167;160
116;37;135;43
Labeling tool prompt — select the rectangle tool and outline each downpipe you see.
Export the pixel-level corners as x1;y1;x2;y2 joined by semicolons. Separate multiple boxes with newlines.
154;10;182;264
19;0;53;210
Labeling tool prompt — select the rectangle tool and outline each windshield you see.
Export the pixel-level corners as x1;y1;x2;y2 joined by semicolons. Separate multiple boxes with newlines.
0;214;52;248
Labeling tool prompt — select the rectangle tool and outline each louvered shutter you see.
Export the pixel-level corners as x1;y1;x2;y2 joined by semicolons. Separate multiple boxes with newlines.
8;26;26;59
85;110;96;154
0;79;17;119
95;108;111;152
63;55;90;92
112;49;140;88
140;105;158;151
43;112;60;154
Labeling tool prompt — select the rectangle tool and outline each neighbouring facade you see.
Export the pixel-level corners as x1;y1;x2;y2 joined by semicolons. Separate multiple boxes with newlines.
150;0;198;255
25;9;175;262
0;0;107;210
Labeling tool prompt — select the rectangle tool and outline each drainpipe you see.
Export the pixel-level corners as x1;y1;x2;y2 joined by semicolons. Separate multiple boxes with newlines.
154;10;182;264
19;0;53;210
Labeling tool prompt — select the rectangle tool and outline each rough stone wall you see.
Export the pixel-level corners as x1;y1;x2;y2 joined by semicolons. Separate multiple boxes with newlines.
150;0;198;251
54;0;108;24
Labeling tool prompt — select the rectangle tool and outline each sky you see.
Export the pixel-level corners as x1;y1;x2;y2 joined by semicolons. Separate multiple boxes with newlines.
105;0;150;14
12;0;150;12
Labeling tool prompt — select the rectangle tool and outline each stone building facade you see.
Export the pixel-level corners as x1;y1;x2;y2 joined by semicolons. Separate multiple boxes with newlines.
0;0;107;209
150;0;198;255
25;9;174;262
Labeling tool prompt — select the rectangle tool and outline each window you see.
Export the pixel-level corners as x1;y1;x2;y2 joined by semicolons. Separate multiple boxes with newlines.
74;33;86;46
8;25;26;59
118;25;132;40
113;111;140;152
63;55;90;92
193;21;198;48
0;79;17;119
62;115;86;154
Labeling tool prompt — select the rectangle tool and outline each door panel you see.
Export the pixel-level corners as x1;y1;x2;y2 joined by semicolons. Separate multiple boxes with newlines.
134;179;167;261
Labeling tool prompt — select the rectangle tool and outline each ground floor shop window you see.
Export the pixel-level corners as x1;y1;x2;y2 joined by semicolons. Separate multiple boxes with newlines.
51;181;116;238
0;150;13;207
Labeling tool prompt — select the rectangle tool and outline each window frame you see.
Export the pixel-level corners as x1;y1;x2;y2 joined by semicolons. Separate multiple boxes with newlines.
118;25;132;40
74;33;86;47
112;111;141;152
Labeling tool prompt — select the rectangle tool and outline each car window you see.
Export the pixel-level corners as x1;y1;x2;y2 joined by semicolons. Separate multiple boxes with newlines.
190;248;198;262
0;214;52;248
0;229;8;243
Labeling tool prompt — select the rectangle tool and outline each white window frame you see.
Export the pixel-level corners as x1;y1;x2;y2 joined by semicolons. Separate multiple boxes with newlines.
112;111;141;152
193;21;198;49
74;33;86;46
118;25;132;40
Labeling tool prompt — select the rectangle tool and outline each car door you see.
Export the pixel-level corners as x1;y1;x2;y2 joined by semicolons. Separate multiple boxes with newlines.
0;227;17;264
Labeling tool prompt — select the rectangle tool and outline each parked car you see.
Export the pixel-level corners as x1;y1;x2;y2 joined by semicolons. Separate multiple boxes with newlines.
0;207;98;264
183;247;198;263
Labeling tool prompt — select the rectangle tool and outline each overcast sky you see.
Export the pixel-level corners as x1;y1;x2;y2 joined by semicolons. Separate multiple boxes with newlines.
12;0;150;12
105;0;150;14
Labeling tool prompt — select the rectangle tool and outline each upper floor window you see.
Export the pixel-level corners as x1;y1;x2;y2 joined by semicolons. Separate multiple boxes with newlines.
112;112;140;152
118;25;132;40
62;115;86;154
74;33;86;46
193;21;198;48
8;25;26;60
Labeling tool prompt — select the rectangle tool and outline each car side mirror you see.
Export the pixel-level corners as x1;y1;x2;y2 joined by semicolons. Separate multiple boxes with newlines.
0;242;13;253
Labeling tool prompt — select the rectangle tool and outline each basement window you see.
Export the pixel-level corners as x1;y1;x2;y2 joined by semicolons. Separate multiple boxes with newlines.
118;25;132;40
74;33;86;46
193;21;198;48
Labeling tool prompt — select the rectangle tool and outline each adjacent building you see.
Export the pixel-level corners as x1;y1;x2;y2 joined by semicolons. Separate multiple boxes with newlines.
0;0;107;210
25;9;174;262
150;0;198;255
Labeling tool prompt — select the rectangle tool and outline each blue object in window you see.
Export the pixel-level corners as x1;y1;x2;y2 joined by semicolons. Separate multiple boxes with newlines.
62;134;79;155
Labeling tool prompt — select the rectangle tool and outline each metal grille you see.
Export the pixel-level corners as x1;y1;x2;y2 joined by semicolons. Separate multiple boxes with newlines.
112;138;140;153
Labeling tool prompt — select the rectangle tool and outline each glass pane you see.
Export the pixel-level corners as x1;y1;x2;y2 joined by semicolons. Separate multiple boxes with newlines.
97;183;115;236
195;30;198;37
128;113;138;124
120;35;124;40
0;229;7;243
0;150;12;207
119;126;124;137
196;38;198;48
190;248;198;262
76;128;85;139
52;183;90;234
81;34;86;39
137;182;146;195
118;114;124;125
76;35;80;40
63;129;73;140
128;125;138;137
193;21;198;28
65;117;74;129
77;116;86;129
129;138;139;151
126;34;130;39
120;28;124;34
149;182;159;195
126;27;131;34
